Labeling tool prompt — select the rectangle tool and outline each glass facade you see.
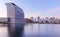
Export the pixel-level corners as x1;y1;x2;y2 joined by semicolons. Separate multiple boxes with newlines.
6;3;25;37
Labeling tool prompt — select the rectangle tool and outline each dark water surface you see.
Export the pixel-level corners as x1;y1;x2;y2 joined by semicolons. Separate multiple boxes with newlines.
0;24;60;37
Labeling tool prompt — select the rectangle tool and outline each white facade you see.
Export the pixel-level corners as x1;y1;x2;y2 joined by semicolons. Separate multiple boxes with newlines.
6;3;25;37
6;3;25;23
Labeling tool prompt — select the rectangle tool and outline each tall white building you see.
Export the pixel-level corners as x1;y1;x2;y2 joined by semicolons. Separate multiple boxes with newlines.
6;3;24;23
6;3;25;37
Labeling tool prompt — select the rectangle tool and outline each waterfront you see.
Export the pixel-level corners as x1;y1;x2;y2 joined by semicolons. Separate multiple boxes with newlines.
1;24;60;37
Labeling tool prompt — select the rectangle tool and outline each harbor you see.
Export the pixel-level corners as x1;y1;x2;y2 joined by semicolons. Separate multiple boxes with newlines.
0;0;60;37
1;24;60;37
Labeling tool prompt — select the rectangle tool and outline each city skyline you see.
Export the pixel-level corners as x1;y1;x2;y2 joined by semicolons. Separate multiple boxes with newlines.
0;0;60;18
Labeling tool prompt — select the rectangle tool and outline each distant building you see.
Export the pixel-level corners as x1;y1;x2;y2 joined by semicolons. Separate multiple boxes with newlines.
34;17;37;23
37;16;40;23
0;18;8;27
49;17;55;24
25;18;32;23
55;18;60;24
0;18;8;23
30;17;34;22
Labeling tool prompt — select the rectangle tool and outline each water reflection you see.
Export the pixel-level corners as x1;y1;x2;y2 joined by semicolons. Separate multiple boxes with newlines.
24;24;60;37
8;23;24;37
1;24;60;37
0;27;9;37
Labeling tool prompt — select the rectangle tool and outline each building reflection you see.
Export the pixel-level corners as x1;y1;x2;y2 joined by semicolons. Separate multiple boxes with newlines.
6;3;25;37
0;3;25;37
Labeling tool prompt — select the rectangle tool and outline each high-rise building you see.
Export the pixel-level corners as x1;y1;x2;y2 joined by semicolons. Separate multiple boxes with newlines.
6;3;25;37
6;3;25;23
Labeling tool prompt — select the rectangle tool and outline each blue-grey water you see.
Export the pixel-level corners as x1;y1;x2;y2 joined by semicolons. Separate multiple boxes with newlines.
0;24;60;37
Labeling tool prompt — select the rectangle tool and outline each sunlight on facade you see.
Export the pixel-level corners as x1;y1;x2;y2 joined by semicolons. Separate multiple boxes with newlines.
0;3;7;18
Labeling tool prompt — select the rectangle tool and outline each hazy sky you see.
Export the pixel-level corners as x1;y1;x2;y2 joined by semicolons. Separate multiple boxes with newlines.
0;0;60;18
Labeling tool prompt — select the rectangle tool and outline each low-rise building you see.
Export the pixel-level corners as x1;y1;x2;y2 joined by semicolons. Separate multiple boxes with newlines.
0;18;8;22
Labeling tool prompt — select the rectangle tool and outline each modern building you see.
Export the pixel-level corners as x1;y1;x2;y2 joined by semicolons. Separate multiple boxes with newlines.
6;3;25;37
6;3;24;23
0;18;8;23
37;16;40;23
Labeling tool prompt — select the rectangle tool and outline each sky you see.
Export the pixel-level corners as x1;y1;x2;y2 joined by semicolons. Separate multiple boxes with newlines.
0;0;60;18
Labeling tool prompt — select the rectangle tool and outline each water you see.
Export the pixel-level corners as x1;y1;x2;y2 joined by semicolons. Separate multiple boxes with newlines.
0;27;9;37
0;24;60;37
24;24;60;37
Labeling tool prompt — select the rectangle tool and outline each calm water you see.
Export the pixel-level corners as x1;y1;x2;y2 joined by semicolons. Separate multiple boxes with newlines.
0;24;60;37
